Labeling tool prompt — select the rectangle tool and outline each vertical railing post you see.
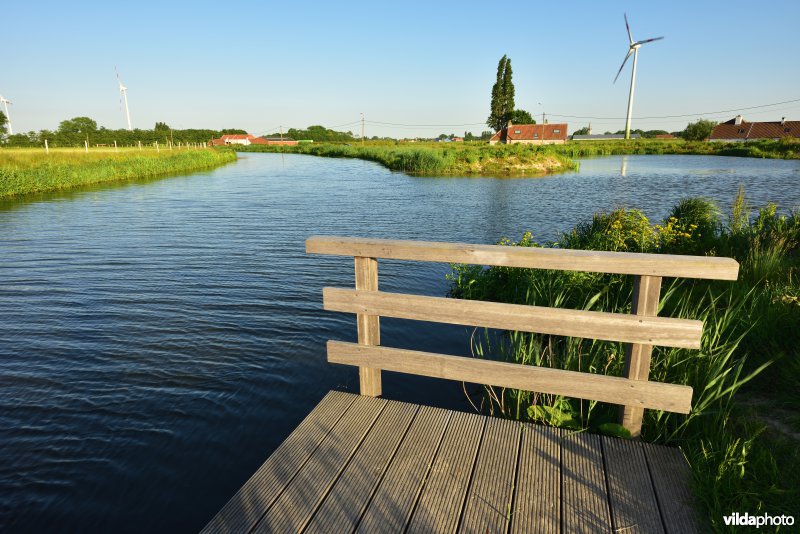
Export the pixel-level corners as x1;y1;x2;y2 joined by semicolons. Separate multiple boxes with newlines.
619;274;662;437
354;256;381;396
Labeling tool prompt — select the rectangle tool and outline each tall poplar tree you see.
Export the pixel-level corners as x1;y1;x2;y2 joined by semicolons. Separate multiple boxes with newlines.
487;55;515;132
502;59;514;124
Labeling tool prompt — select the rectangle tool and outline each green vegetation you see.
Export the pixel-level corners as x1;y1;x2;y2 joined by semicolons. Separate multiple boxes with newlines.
262;125;357;143
683;119;720;141
448;190;799;530
0;147;236;199
1;116;246;148
238;142;577;175
488;55;515;132
509;109;535;125
553;138;800;159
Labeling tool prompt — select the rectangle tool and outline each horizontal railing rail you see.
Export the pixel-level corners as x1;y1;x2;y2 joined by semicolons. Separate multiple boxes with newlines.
307;235;740;280
323;288;703;349
308;235;740;437
327;341;693;413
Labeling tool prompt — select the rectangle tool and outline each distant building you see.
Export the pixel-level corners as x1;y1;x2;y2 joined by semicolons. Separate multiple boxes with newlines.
209;134;299;146
655;134;676;139
489;121;568;145
571;133;641;141
709;115;800;142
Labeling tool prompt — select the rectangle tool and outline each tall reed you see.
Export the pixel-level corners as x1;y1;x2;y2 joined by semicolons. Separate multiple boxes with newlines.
0;148;236;198
448;192;800;528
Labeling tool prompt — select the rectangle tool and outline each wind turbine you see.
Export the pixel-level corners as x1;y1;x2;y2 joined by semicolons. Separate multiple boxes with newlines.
0;95;12;135
613;14;663;139
116;68;132;130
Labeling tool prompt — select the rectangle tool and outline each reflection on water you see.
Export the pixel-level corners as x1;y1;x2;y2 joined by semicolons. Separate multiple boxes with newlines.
1;153;799;531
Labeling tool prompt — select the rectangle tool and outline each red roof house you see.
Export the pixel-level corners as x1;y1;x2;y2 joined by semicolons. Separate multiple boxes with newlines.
489;121;569;145
209;134;298;146
709;116;800;142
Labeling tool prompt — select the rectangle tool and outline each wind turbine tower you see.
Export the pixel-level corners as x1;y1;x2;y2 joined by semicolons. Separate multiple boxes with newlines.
0;95;12;135
116;68;132;130
613;14;664;139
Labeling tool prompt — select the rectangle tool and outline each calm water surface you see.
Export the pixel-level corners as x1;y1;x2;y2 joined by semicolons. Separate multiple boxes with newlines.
2;153;799;531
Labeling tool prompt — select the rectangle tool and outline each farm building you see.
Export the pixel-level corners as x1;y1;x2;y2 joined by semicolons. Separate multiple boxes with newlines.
709;115;800;142
489;121;569;145
209;134;299;146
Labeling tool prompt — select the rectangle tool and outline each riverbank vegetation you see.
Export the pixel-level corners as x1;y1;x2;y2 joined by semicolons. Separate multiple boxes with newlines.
239;142;577;175
0;148;236;199
448;190;799;530
551;137;800;160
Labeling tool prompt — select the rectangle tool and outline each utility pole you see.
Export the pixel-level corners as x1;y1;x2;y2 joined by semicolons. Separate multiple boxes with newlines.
279;125;283;142
361;113;365;146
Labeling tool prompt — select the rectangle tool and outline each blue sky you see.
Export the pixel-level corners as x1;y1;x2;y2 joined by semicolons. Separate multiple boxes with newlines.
4;1;799;137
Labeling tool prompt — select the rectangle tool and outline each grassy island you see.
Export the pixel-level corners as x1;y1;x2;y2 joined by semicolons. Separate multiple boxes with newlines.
238;142;578;176
0;148;237;199
239;137;799;178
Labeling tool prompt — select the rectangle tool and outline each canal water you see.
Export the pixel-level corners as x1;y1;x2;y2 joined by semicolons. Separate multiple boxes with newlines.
1;153;798;531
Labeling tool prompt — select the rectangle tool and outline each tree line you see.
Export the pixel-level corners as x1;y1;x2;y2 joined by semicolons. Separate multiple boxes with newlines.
571;119;719;140
0;116;246;148
265;125;356;143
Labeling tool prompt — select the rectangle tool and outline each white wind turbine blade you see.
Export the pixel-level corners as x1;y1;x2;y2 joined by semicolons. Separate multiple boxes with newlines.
613;49;633;84
637;36;665;45
624;13;634;44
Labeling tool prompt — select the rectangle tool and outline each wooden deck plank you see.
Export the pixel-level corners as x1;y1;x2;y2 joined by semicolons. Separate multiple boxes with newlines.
603;436;665;533
251;395;387;533
302;400;419;534
354;405;451;533
406;410;485;534
562;431;613;533
207;393;700;534
457;417;521;533
200;391;357;534
510;424;562;533
642;442;699;533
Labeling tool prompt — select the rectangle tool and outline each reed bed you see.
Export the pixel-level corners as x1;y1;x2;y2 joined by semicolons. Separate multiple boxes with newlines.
0;148;237;199
448;190;799;530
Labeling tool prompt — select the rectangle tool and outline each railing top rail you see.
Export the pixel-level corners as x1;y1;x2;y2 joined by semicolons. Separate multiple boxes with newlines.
306;235;739;281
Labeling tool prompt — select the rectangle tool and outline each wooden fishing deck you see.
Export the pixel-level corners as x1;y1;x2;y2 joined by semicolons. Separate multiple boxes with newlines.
203;391;697;533
203;236;740;533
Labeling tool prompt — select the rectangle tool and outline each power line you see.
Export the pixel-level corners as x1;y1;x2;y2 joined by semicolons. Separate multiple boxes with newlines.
547;97;800;120
367;120;487;127
252;97;799;134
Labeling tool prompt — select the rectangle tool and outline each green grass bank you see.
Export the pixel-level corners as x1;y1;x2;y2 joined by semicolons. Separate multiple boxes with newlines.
448;190;799;531
549;137;800;159
238;142;578;176
0;148;237;199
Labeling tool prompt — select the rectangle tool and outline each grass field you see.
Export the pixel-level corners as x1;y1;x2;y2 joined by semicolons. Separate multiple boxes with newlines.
448;191;799;531
0;147;237;199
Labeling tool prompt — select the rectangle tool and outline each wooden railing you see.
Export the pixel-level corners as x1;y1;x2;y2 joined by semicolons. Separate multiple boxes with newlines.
307;236;739;437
